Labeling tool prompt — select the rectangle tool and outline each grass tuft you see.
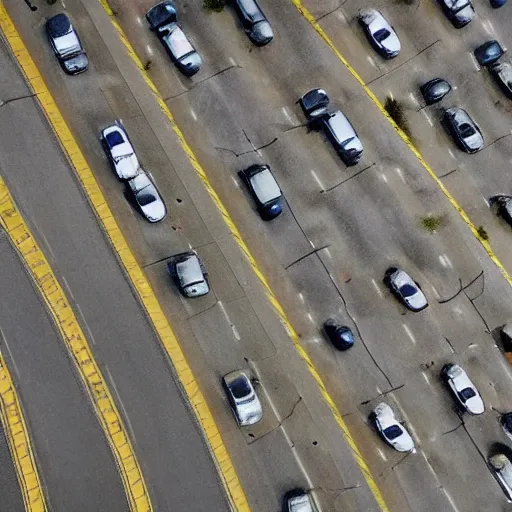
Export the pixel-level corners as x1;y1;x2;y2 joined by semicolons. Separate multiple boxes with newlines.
384;97;411;138
420;214;445;233
477;225;489;240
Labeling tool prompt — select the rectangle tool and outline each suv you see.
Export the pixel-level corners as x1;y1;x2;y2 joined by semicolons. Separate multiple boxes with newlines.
239;164;283;220
299;88;363;166
146;1;201;76
167;251;209;298
46;13;88;75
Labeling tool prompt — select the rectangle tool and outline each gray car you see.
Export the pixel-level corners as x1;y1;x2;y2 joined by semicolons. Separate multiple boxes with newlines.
233;0;273;46
299;88;363;166
223;370;262;426
127;172;166;223
146;1;201;76
442;107;484;153
490;60;512;98
167;251;209;298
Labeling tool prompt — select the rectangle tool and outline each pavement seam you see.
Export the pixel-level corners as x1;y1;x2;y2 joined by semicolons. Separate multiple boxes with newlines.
289;0;512;290
96;0;388;509
0;5;152;512
0;2;249;511
0;351;47;512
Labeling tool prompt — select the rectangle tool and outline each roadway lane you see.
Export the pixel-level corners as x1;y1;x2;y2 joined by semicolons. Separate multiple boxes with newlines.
0;423;24;512
0;228;128;511
91;0;512;510
0;1;386;511
0;10;231;512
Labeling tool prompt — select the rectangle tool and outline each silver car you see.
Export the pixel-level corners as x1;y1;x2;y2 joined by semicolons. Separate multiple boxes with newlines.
167;251;209;298
223;370;262;426
127;173;166;223
101;122;141;180
442;107;484;153
372;402;415;453
489;453;512;502
441;363;484;415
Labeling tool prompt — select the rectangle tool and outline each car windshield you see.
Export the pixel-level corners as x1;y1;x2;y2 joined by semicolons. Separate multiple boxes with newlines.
459;123;475;138
383;425;403;440
459;387;476;402
230;377;251;399
399;284;417;297
374;28;391;43
341;137;355;148
137;193;156;206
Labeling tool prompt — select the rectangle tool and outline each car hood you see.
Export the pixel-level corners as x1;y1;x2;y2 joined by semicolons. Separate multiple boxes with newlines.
463;130;484;150
250;168;281;204
380;31;401;53
54;32;81;57
236;396;262;425
251;20;273;43
63;52;88;72
140;199;166;222
288;494;315;512
466;395;485;414
179;51;202;72
454;4;474;21
392;431;415;452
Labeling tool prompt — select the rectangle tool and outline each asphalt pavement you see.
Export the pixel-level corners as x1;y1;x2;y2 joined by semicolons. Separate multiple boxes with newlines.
4;0;512;511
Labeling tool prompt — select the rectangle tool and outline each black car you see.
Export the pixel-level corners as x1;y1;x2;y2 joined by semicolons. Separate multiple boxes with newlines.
146;1;202;76
490;0;507;7
46;13;88;75
490;61;512;99
299;88;364;166
474;40;505;67
420;78;452;105
442;108;483;153
438;0;474;28
323;319;354;350
239;164;283;220
493;195;512;226
233;0;273;46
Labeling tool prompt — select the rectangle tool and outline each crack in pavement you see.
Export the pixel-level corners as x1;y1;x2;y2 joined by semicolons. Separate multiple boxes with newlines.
0;92;38;107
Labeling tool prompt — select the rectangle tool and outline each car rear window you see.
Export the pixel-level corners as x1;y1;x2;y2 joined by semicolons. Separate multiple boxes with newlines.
230;377;251;399
106;131;124;148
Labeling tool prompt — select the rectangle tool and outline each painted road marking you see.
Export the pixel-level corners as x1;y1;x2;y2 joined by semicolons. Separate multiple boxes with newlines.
0;351;47;512
0;7;153;512
95;0;390;508
0;3;249;511
289;2;512;298
0;179;151;511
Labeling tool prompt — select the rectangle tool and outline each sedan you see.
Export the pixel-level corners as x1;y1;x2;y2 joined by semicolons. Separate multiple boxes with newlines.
127;173;166;223
359;10;401;59
46;13;88;75
488;453;512;502
233;0;273;46
383;267;428;312
223;370;262;426
439;0;474;28
441;363;484;415
167;251;209;298
442;108;483;153
474;40;505;67
101;122;141;180
284;489;319;512
490;60;512;99
146;1;201;76
239;164;283;220
323;319;354;350
371;403;415;453
420;78;452;105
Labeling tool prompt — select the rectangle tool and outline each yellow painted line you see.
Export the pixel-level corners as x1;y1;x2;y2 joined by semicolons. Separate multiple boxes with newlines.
96;0;390;509
0;351;47;512
0;9;152;512
0;2;249;511
0;187;151;511
290;0;512;289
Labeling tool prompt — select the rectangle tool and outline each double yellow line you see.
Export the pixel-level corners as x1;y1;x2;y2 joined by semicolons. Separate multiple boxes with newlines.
290;0;512;288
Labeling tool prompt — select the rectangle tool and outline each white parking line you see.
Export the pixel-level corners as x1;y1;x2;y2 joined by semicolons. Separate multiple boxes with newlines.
408;92;420;108
297;293;305;303
380;173;388;183
482;195;489;207
447;149;456;159
231;176;240;188
307;313;314;324
482;19;496;38
430;285;440;299
421;109;433;127
250;363;314;488
135;16;143;26
376;447;388;462
323;248;332;259
402;324;416;345
218;301;241;341
399;409;418;443
310;170;325;191
395;167;406;183
439;254;453;268
371;279;384;298
146;45;153;57
469;52;481;71
190;109;197;121
421;371;431;386
442;487;461;512
366;55;377;68
0;326;20;379
229;57;237;67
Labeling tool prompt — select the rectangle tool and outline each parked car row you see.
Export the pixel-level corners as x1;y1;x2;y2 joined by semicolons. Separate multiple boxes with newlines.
45;1;512;507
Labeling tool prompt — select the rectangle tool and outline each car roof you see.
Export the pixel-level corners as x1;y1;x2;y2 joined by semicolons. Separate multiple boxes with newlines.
325;110;357;141
236;0;266;24
163;26;195;59
175;253;204;286
250;167;281;204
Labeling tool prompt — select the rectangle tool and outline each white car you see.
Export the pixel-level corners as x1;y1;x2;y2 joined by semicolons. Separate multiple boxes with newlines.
223;370;262;426
384;267;428;312
359;10;401;59
372;402;415;453
127;173;166;223
489;453;512;502
441;364;484;415
285;489;319;512
101;122;141;180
